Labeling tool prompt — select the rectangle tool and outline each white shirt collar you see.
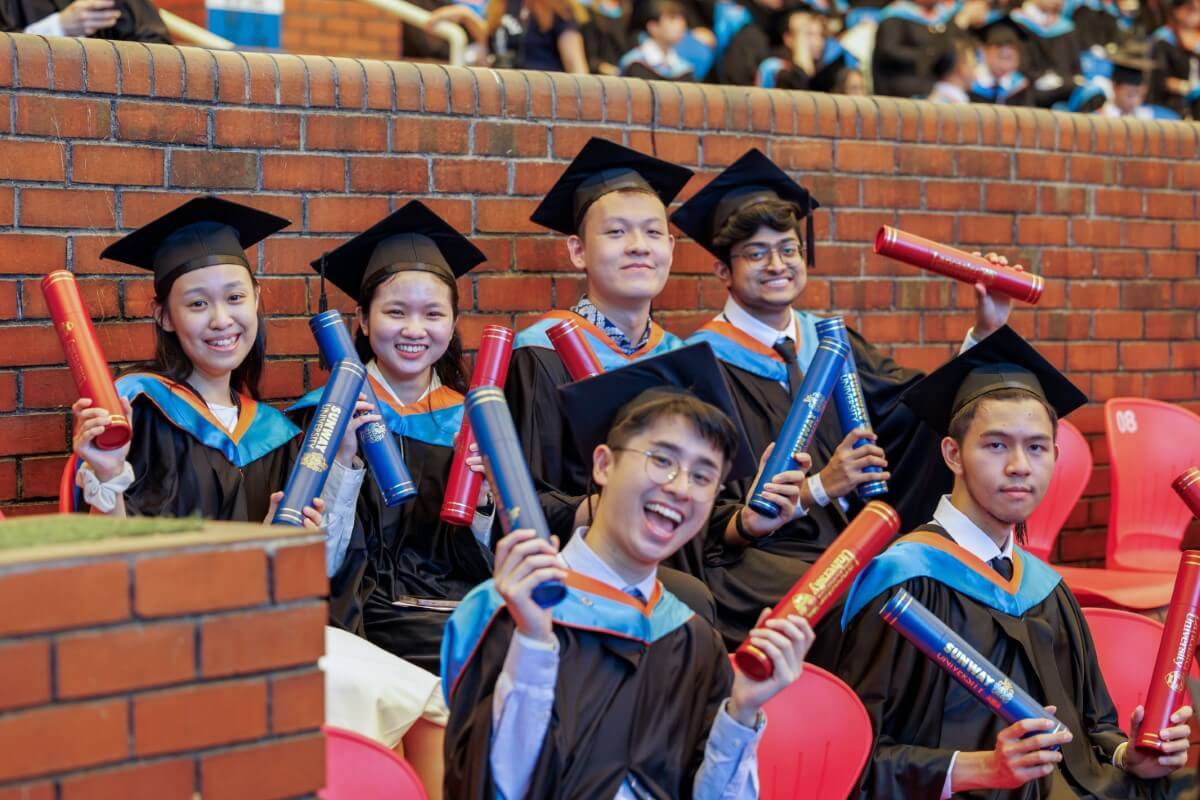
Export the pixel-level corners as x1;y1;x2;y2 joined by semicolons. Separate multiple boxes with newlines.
932;80;970;104
932;495;1014;563
720;296;797;350
563;527;658;600
367;359;440;406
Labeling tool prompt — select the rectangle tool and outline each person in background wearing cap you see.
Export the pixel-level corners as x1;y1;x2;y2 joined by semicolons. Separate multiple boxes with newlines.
833;326;1194;799
871;0;970;97
670;149;1019;650
1102;49;1176;117
927;38;978;103
289;201;499;800
71;196;323;527
506;137;692;537
968;15;1034;104
1148;0;1200;118
442;344;815;799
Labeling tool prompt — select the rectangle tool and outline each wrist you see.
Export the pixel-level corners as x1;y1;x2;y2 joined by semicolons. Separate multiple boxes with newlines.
726;697;761;728
808;473;833;506
949;750;992;793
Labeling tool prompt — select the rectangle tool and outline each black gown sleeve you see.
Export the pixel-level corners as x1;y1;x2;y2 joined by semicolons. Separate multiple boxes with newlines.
721;23;770;86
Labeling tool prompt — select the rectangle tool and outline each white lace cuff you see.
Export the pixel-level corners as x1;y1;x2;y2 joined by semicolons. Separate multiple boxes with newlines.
77;461;134;513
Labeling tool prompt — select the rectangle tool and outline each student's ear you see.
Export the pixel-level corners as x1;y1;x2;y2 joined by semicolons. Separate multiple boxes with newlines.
566;234;588;271
154;302;175;333
941;435;964;477
592;443;615;488
252;282;262;310
355;306;368;338
713;259;733;287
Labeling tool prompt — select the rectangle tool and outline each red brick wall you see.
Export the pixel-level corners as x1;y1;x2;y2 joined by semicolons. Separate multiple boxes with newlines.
0;33;1198;562
0;522;327;799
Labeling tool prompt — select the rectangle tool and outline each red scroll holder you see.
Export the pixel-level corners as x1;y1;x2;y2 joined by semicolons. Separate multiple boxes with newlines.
734;500;901;681
42;271;131;450
440;325;515;526
874;226;1044;305
547;318;603;380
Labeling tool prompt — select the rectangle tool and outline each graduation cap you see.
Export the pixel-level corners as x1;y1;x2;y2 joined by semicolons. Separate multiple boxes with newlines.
101;196;290;295
557;343;757;481
899;326;1088;436
529;137;695;235
310;200;486;309
1110;52;1153;86
669;148;820;268
975;14;1026;46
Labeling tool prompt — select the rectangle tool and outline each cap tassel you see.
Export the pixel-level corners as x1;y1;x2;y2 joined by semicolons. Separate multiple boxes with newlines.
806;206;816;271
318;254;329;313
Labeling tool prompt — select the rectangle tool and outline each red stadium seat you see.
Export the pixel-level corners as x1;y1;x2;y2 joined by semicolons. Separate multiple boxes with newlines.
1105;398;1200;573
320;726;428;800
1080;607;1199;729
59;454;79;513
755;662;872;799
1025;419;1173;610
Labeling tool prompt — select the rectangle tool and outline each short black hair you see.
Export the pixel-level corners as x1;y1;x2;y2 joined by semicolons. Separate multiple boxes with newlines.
633;0;686;31
607;389;738;474
710;197;803;265
947;387;1059;445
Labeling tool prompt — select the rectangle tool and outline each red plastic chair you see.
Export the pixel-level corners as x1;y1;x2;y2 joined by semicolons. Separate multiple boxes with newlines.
1105;398;1200;573
755;662;872;799
1024;420;1173;610
320;726;428;800
1081;607;1200;730
59;454;80;513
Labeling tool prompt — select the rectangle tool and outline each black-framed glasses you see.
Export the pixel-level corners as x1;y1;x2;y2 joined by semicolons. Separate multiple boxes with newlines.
611;447;721;498
732;240;805;267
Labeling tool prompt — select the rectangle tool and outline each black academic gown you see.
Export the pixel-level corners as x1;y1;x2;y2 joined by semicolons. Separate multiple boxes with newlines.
835;524;1173;800
291;381;494;676
0;0;170;41
1011;12;1084;107
680;319;951;652
443;579;733;799
89;374;300;522
872;6;965;97
1149;29;1199;118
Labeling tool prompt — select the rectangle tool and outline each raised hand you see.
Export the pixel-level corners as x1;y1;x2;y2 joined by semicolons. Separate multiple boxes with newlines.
818;427;890;500
1124;704;1193;779
728;608;815;726
971;251;1025;338
72;396;132;482
334;394;381;469
738;444;812;539
494;529;566;644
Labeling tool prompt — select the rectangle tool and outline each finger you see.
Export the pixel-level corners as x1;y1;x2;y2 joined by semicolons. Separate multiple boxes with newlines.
761;482;800;500
1170;705;1193;724
502;554;565;587
1130;704;1145;728
1011;748;1063;768
510;566;568;597
848;444;887;460
72;397;93;413
999;716;1057;742
767;615;814;659
311;497;326;513
747;633;790;677
769;469;810;486
494;529;537;570
1155;734;1192;754
756;607;773;627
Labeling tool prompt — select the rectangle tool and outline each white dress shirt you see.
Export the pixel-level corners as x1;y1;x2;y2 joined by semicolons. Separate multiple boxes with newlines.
488;529;765;800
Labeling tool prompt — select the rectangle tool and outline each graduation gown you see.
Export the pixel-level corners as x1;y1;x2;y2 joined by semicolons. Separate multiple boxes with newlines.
872;0;965;97
442;572;733;799
1148;27;1200;118
1011;8;1083;107
680;311;951;651
505;309;683;538
84;373;300;521
290;375;493;675
969;69;1034;105
0;0;169;41
835;525;1171;800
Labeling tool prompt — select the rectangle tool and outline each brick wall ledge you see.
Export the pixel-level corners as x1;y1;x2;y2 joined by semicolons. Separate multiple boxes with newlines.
0;516;318;568
1;32;1198;156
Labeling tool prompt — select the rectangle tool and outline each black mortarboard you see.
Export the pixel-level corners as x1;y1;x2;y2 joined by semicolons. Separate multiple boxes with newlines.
529;137;695;235
669;148;820;268
899;326;1088;436
101;196;290;295
1110;52;1153;86
558;343;757;481
310;200;486;308
976;14;1026;46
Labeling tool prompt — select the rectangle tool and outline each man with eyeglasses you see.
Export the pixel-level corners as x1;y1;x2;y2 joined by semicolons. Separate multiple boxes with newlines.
442;345;814;799
670;149;1019;651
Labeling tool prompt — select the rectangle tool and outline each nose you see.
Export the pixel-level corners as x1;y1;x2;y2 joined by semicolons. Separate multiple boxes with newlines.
210;301;234;328
1006;447;1032;476
662;466;691;499
765;249;790;272
626;228;650;253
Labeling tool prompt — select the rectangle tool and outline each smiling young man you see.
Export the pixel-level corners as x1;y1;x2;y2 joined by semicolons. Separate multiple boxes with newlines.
442;345;814;799
506;137;694;538
669;149;1017;648
833;327;1194;799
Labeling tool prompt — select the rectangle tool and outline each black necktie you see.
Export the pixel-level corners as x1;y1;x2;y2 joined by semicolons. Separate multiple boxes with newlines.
772;338;802;400
989;555;1014;581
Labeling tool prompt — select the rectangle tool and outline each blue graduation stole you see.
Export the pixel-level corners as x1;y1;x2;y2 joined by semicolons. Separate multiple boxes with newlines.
841;529;1064;629
1010;7;1076;37
514;310;683;371
288;373;463;449
442;571;695;703
116;373;300;468
879;0;963;27
685;309;822;383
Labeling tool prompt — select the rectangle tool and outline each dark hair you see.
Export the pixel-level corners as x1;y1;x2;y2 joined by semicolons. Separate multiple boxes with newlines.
354;268;470;395
947;388;1058;546
607;390;738;470
711;198;803;265
634;0;685;30
576;185;661;237
137;272;267;400
947;388;1059;446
